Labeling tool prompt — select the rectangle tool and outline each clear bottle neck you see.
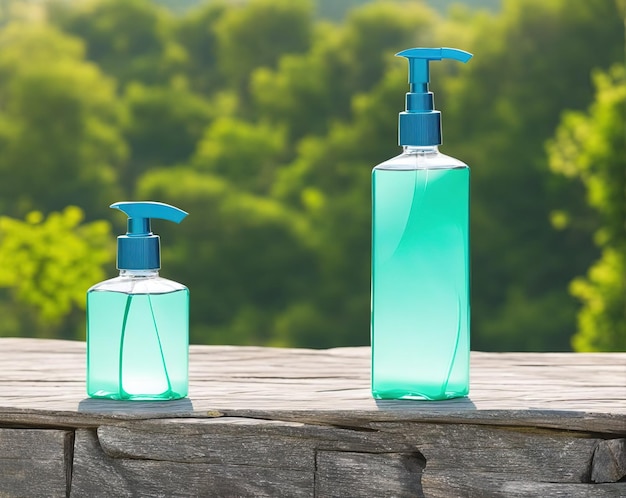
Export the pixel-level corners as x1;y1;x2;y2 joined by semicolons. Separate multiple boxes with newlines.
403;145;440;154
119;269;159;278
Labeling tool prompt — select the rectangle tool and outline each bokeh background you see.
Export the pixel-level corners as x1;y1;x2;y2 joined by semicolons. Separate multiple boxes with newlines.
0;0;623;351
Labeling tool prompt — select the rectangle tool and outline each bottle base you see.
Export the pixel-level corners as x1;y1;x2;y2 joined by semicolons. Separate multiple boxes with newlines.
88;389;187;401
372;386;468;401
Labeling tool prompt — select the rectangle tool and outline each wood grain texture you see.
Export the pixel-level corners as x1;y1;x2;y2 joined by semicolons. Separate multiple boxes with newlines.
96;421;316;470
85;418;425;497
422;472;626;498
71;429;313;497
0;428;71;498
592;438;626;484
376;422;600;483
0;339;625;497
95;417;414;459
315;451;425;498
0;338;624;434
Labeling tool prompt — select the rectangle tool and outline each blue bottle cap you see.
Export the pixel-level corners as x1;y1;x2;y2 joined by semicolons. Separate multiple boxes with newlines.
396;47;473;146
110;201;188;270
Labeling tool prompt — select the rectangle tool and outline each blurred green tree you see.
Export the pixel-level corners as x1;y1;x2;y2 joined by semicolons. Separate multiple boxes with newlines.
268;67;407;347
213;0;314;103
245;3;441;343
135;167;318;346
0;23;126;220
251;2;437;142
121;82;213;190
191;117;286;195
0;0;620;352
548;65;626;351
174;1;227;95
0;206;113;339
442;0;624;351
48;0;185;87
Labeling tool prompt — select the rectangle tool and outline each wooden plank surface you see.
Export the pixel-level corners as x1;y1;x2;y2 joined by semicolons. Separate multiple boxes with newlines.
0;338;625;433
66;419;626;498
592;438;626;483
315;451;424;498
1;338;625;497
70;428;313;497
0;428;72;497
421;472;626;498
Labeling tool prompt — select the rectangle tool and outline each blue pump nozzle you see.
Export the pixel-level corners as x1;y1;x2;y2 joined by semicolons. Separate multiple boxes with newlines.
110;201;188;270
396;47;472;146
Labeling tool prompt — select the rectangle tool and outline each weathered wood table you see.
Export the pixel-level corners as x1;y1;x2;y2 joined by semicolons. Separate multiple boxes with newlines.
0;338;624;497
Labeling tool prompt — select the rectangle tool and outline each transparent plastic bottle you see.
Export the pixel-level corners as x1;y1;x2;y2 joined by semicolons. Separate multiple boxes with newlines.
371;47;472;400
371;146;469;400
86;201;189;400
87;270;189;400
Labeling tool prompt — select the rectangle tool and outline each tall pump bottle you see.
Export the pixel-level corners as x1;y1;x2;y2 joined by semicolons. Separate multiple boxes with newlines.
371;48;472;400
87;201;189;400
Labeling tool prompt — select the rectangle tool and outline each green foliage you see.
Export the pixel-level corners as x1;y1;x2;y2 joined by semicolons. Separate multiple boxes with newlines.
0;22;126;219
192;117;286;194
442;0;624;350
136;167;318;346
213;0;314;103
121;82;213;188
548;65;626;351
570;249;626;352
251;2;436;142
174;1;227;94
0;0;621;352
0;207;113;338
49;0;186;87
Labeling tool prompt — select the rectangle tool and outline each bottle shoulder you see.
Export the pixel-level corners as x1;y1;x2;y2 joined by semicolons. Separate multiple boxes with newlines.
374;150;468;171
88;275;188;295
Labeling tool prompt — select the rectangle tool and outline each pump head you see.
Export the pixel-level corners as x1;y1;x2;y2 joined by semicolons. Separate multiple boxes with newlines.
111;201;188;270
396;47;472;146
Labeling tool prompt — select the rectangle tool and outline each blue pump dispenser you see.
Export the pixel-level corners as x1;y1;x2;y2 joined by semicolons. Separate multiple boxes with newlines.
111;201;188;270
397;47;472;146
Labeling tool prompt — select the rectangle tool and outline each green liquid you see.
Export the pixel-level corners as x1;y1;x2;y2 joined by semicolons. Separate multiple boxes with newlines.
371;167;469;400
87;289;189;400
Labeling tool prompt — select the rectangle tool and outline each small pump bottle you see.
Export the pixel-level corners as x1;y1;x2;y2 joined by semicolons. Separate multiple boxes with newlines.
371;48;473;400
87;201;189;400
